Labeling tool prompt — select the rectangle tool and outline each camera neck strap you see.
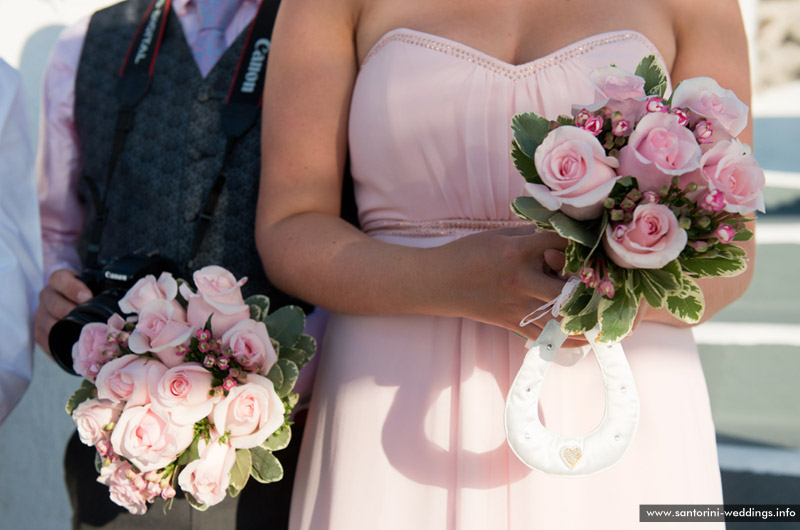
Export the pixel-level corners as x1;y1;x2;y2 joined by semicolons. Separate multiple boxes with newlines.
83;0;171;269
188;0;279;266
82;0;280;270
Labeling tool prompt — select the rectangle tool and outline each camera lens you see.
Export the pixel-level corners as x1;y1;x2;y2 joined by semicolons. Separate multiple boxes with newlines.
48;290;126;376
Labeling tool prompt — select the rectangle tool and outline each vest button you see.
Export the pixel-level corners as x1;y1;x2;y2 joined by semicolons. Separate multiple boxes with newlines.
185;212;197;222
197;87;211;102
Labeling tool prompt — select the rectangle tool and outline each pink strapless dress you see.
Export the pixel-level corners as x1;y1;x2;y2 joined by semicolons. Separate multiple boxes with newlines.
289;29;724;530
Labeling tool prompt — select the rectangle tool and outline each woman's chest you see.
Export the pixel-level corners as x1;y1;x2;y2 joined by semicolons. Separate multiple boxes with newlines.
355;0;676;71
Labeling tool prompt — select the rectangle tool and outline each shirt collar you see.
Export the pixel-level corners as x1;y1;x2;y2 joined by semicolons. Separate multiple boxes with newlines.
175;0;257;13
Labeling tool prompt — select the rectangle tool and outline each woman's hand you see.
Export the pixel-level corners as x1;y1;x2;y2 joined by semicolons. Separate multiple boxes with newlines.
428;227;588;346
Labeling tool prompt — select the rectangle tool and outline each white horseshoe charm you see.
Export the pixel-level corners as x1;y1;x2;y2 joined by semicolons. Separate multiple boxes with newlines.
505;319;640;476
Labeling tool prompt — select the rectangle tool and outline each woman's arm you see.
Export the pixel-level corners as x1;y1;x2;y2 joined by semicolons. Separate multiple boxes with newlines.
644;0;756;326
256;0;575;341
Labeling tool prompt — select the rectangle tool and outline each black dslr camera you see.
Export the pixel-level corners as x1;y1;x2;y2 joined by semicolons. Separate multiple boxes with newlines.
49;253;179;375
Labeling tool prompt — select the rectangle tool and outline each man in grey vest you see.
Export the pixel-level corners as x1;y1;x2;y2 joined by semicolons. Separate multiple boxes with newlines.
34;0;356;528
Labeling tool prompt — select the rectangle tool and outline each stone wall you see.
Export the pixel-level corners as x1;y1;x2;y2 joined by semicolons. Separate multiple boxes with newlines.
757;0;800;89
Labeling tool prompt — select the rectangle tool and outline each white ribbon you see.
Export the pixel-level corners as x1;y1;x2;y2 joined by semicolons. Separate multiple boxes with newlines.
519;276;582;328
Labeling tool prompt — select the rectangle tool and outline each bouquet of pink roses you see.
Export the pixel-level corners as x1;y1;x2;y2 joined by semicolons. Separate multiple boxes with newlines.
66;265;314;514
510;55;764;341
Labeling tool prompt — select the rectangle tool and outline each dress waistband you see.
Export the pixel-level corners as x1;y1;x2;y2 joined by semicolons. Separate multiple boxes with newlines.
361;218;530;237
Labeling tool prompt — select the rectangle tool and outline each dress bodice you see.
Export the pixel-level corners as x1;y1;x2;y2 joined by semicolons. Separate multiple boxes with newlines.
348;29;665;236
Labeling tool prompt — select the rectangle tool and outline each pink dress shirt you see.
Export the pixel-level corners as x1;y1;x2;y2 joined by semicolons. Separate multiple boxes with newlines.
37;0;259;282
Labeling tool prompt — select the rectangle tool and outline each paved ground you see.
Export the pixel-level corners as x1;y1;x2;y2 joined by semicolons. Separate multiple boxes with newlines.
700;114;800;525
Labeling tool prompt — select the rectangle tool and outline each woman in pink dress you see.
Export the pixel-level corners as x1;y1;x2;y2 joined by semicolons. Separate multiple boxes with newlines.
256;0;754;527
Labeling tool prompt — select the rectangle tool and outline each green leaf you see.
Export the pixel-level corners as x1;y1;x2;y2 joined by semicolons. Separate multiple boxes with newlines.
666;276;705;324
549;213;603;248
229;449;252;492
227;484;242;498
175;278;191;310
577;289;604;316
66;380;97;415
276;358;299;398
563;240;591;274
559;282;594;317
662;259;682;285
511;196;555;224
733;228;754;241
634;266;682;309
666;80;683;106
266;362;284;391
511;140;542;184
556;114;574;126
94;452;103;474
185;492;210;512
586;211;609;260
511;112;550;159
249;446;284;484
295;334;316;363
597;287;639;342
262;425;291;452
680;254;747;278
635;55;667;97
245;294;271;322
176;434;202;466
561;310;599;335
716;243;747;258
278;346;307;370
634;270;666;308
265;306;305;348
283;392;299;411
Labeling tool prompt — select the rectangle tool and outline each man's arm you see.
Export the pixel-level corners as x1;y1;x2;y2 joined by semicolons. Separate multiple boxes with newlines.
34;19;93;355
0;59;41;423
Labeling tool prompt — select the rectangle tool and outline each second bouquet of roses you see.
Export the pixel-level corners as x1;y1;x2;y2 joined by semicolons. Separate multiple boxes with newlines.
66;265;315;514
510;55;764;342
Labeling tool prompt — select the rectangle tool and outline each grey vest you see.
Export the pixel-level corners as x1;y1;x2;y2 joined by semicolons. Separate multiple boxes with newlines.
74;0;297;305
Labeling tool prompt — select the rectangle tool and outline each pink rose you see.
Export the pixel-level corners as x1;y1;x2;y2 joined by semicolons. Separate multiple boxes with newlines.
574;66;650;123
128;299;194;367
118;272;178;315
110;403;194;472
527;126;619;220
95;355;166;408
72;314;126;382
617;112;702;192
671;77;749;137
212;374;285;449
72;398;123;446
589;66;646;101
604;203;688;269
97;461;148;515
149;363;220;425
181;266;250;336
177;434;236;507
697;139;765;214
221;319;277;375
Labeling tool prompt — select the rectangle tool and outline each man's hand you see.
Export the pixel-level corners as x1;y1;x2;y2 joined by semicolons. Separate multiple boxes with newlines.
34;269;92;357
